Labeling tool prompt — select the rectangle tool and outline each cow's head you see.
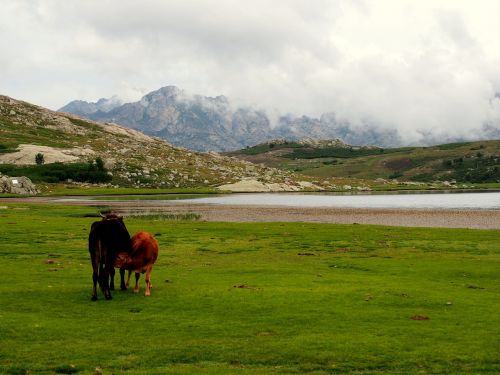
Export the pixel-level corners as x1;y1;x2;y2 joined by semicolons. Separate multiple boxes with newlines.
99;211;123;221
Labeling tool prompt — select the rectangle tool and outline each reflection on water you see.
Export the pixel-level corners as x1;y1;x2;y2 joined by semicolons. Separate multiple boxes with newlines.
178;191;500;209
57;194;212;202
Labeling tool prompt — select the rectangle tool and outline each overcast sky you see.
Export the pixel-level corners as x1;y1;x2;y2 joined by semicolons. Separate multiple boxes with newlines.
2;0;500;143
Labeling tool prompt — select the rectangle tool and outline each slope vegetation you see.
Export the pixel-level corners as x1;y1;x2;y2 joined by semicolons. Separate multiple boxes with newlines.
228;139;500;184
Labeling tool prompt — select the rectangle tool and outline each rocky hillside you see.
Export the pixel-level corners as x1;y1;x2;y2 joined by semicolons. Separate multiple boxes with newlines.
1;95;331;191
60;86;403;152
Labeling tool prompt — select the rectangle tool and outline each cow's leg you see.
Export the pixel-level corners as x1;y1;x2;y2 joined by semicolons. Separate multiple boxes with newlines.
100;263;112;300
133;272;140;294
109;267;115;291
120;268;127;290
90;253;99;301
92;272;98;301
145;266;153;296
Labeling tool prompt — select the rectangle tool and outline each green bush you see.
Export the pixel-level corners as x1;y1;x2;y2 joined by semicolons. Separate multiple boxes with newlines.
409;173;435;182
284;147;390;159
0;159;112;184
35;153;44;165
388;171;403;179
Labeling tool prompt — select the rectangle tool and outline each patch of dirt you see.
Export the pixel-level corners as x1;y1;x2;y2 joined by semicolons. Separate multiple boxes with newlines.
336;247;351;252
385;157;413;170
467;285;485;289
234;284;255;289
411;315;429;320
256;332;274;336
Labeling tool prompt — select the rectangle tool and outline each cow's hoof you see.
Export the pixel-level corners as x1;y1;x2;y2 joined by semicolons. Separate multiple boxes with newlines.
121;286;127;291
133;288;139;294
91;295;97;301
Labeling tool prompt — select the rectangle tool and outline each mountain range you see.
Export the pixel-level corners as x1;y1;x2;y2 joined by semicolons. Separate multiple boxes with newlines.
59;86;403;152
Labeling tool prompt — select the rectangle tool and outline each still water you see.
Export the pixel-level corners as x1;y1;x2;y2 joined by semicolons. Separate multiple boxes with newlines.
177;191;500;210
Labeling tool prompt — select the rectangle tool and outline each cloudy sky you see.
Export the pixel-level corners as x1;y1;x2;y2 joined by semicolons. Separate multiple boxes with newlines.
2;0;500;143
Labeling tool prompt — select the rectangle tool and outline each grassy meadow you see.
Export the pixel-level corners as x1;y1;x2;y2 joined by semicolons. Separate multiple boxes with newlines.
0;204;499;374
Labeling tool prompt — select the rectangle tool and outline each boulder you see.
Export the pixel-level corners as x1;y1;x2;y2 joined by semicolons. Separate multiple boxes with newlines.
0;175;39;195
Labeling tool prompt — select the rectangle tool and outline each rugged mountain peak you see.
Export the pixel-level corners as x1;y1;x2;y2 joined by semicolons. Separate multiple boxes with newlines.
145;85;182;99
139;86;183;107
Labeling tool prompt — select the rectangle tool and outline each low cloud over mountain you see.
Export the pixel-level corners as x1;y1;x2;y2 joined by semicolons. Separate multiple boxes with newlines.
60;86;402;151
60;85;500;152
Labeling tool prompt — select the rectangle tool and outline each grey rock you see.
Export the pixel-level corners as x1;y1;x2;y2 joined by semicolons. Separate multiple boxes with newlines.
0;175;39;195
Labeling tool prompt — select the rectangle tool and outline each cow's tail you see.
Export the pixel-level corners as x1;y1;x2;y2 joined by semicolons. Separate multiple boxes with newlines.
95;239;107;291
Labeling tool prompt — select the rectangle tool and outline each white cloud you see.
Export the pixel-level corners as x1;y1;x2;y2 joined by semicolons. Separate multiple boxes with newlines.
1;0;500;144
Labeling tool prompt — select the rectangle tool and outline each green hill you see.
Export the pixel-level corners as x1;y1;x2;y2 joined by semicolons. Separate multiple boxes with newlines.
228;139;500;185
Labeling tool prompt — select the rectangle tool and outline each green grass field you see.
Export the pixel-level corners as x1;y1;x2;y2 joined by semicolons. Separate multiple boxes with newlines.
0;204;499;374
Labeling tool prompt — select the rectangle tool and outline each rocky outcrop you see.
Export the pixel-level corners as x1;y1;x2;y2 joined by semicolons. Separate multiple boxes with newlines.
0;175;39;195
0;144;94;165
217;178;323;192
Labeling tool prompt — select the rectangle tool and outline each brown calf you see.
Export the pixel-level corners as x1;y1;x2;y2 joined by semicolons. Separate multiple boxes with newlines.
115;231;159;296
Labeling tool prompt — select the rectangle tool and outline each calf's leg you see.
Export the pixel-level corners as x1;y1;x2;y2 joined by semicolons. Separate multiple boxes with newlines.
145;265;153;296
126;270;132;289
133;272;140;294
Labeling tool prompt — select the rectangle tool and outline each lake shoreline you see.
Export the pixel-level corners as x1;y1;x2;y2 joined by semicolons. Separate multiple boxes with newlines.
1;196;499;229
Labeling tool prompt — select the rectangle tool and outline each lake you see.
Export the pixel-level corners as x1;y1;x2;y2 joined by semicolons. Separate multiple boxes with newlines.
176;191;500;210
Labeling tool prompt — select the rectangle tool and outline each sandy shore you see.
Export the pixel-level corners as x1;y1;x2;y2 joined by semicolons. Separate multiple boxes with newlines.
1;196;499;229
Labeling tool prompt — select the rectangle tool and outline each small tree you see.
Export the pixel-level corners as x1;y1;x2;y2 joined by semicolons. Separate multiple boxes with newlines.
95;157;105;171
35;153;44;165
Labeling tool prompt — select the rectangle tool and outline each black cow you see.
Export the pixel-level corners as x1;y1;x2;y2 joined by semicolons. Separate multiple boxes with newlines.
88;213;132;300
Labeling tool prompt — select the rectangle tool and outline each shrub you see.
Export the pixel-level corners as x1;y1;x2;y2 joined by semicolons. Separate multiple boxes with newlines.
95;157;104;171
35;153;44;165
388;172;403;179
